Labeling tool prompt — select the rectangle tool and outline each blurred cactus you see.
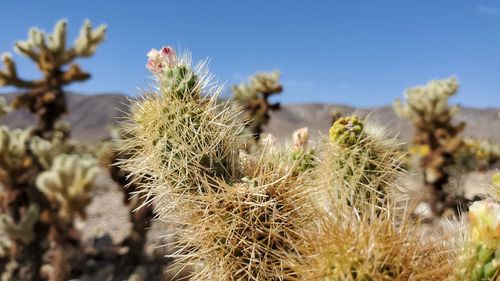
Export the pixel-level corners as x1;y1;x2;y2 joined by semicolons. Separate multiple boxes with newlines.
0;19;106;139
456;138;500;172
291;127;316;173
457;200;499;280
0;204;39;244
0;97;11;118
36;154;98;220
232;71;282;142
329;106;344;125
493;173;500;199
394;77;466;215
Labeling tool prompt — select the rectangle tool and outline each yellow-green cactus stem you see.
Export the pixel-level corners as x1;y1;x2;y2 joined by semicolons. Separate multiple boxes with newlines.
329;116;365;147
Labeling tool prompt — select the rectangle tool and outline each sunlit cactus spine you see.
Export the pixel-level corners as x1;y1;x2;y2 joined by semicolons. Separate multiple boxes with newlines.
456;200;499;280
0;19;106;139
121;46;317;280
394;77;465;215
231;71;282;142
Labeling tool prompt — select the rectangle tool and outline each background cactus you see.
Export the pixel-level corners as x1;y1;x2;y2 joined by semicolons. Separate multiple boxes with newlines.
0;19;104;281
0;19;106;139
231;71;282;142
455;138;500;172
394;77;467;215
36;154;98;220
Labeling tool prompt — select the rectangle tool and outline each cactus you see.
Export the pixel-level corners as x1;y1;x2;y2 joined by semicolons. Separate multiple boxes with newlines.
0;204;39;244
122;46;244;205
294;204;453;280
288;117;453;280
493;173;500;200
231;71;282;142
456;138;500;172
0;19;106;139
291;127;316;174
456;200;499;280
0;97;11;118
325;116;403;210
120;46;318;280
0;19;105;281
394;77;466;215
36;154;98;220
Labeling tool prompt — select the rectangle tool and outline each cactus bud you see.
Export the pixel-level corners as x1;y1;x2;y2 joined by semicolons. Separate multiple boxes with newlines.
329;116;364;147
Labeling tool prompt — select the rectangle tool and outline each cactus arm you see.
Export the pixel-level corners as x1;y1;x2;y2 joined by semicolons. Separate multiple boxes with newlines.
0;53;43;88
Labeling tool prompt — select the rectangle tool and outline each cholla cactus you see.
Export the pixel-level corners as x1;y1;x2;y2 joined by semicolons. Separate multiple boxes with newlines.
0;204;39;244
457;200;499;280
0;97;11;117
122;46;243;204
0;126;31;171
291;118;449;280
0;19;106;139
291;127;316;173
121;46;317;280
394;77;465;215
36;154;98;220
325;116;403;210
329;116;365;147
456;138;500;172
231;71;282;142
493;173;500;199
177;149;315;280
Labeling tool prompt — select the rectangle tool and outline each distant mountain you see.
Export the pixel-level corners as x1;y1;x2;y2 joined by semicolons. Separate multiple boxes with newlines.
0;92;130;142
1;92;499;144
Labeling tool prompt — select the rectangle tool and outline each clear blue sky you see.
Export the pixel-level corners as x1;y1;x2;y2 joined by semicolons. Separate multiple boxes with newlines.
0;1;499;107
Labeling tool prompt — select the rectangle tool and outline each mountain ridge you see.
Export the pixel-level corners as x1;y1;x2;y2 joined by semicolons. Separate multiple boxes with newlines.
1;92;499;143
